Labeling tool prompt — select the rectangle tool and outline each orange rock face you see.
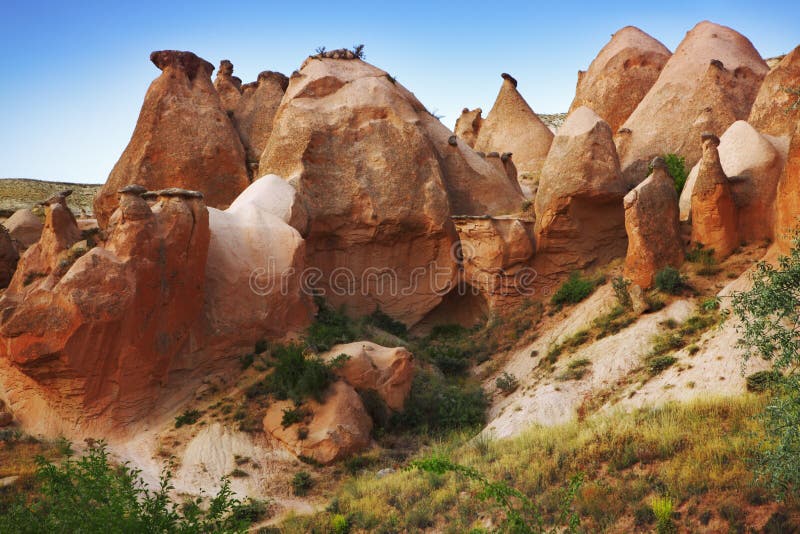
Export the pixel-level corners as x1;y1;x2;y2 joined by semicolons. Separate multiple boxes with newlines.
454;107;483;147
0;188;210;437
474;74;554;176
94;51;250;227
570;26;671;133
617;21;768;184
691;134;739;259
233;71;289;169
263;381;373;465
748;46;800;138
775;124;800;252
623;158;684;288
534;107;628;279
0;227;18;289
2;209;43;249
213;59;243;113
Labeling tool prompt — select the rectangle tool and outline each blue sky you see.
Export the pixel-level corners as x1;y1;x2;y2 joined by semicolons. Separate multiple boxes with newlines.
1;0;798;183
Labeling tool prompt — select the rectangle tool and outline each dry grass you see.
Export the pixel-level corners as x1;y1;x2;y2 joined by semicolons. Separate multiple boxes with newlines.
280;395;798;533
0;178;99;217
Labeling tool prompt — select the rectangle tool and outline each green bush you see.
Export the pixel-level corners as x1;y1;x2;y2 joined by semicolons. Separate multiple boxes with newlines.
663;154;688;194
746;370;781;393
365;308;408;338
261;343;348;403
174;409;202;428
611;276;632;309
416;324;478;376
654;267;684;295
495;372;519;394
292;471;313;496
651;495;675;533
648;355;677;375
551;272;599;307
305;298;357;351
281;406;308;428
0;444;249;533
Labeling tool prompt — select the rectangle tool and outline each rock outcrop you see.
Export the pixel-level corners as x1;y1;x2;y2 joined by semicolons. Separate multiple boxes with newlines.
775;124;800;252
0;227;18;289
0;187;210;437
570;26;671;133
454;108;483;147
94;50;250;227
2;209;43;249
213;59;243;113
623;158;684;287
233;71;289;169
748;45;800;138
259;55;523;325
263;381;372;464
474;74;554;176
690;134;739;258
680;121;786;242
534;107;628;278
616;21;768;184
323;342;414;411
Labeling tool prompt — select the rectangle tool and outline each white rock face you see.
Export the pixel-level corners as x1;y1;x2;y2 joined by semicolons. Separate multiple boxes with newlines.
229;174;309;235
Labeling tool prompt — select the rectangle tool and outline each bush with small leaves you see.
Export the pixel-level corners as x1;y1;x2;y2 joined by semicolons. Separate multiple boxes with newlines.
174;409;202;428
654;267;684;295
651;495;675;533
495;372;519;394
551;272;599;308
292;471;313;496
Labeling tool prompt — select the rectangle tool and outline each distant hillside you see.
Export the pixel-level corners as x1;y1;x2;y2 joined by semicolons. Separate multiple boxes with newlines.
0;178;100;217
537;112;567;132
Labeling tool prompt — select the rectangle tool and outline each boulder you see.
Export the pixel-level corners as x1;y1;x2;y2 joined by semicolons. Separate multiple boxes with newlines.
2;209;43;249
323;341;414;411
534;107;628;278
474;74;554;176
623;158;684;288
0;227;18;289
263;381;372;464
570;26;671;132
749;45;800;138
94;50;250;227
775;124;800;252
0;188;210;437
680;120;786;242
454;107;483;147
690;134;739;258
258;56;523;325
213;59;243;113
233;71;289;169
616;21;768;184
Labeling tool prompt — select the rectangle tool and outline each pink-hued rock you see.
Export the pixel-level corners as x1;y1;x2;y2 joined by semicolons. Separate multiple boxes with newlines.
775;124;800;252
454;107;483;147
623;158;684;288
749;45;800;138
474;74;554;176
233;71;289;168
213;59;243;113
2;209;43;249
94;51;250;227
691;134;739;259
570;26;671;133
616;21;768;184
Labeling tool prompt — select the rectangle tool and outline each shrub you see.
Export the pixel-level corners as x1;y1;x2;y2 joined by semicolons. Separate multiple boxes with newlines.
655;267;684;295
649;355;677;375
292;471;313;496
746;370;781;393
644;293;666;312
651;495;675;533
233;498;270;523
551;272;598;307
281;406;308;428
365;308;407;338
663;153;688;194
612;276;632;309
495;372;519;394
262;343;348;403
174;409;202;428
239;353;255;370
417;324;478;376
305;298;357;351
558;359;592;381
330;513;350;534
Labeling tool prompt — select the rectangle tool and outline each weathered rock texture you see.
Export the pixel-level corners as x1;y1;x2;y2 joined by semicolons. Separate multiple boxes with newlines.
680;121;786;242
213;59;243;114
775;124;800;252
623;158;684;287
2;209;43;249
323;342;414;411
259;56;523;325
534;107;628;278
263;381;372;464
0;188;210;437
94;51;250;227
570;26;671;133
233;71;289;167
452;216;536;310
690;134;739;258
0;227;18;289
454;108;483;147
616;21;768;184
474;74;554;176
748;45;800;138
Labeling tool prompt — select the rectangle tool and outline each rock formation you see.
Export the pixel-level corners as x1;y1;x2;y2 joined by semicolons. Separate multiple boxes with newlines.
94;50;250;227
263;381;372;464
623;158;684;287
0;227;18;289
0;187;210;436
2;209;43;249
680;121;786;242
690;134;739;258
474;74;554;176
213;59;243;113
323;342;414;411
232;70;289;170
534;107;628;278
616;21;768;184
454;107;483;147
259;54;523;325
775;124;800;252
570;26;671;132
748;45;800;138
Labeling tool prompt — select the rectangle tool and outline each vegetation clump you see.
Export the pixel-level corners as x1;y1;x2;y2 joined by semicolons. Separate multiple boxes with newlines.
654;267;685;295
551;272;601;308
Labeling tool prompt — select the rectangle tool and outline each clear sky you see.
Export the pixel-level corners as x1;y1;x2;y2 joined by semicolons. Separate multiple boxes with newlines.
1;0;798;183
